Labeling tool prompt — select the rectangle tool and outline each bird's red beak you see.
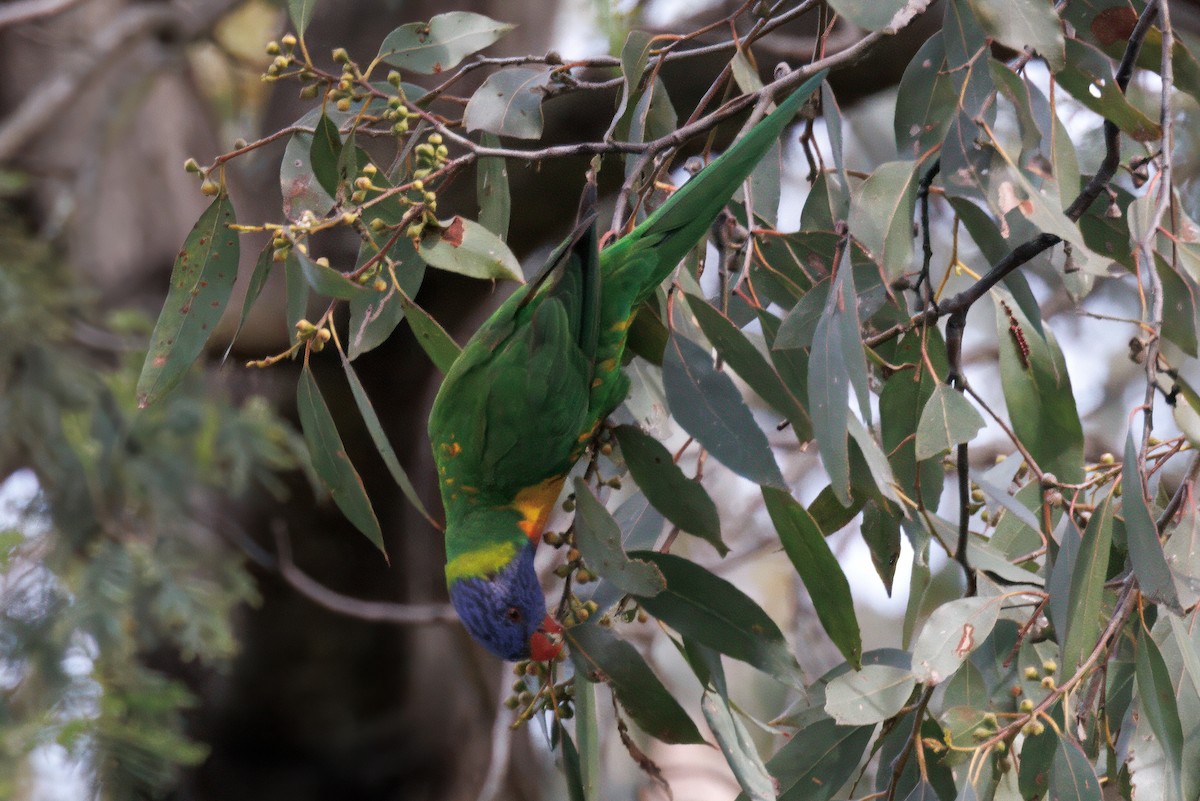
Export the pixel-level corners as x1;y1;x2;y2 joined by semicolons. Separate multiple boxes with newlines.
529;614;564;662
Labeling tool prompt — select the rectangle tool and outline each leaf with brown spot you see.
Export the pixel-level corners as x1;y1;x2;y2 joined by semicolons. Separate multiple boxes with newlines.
137;193;239;407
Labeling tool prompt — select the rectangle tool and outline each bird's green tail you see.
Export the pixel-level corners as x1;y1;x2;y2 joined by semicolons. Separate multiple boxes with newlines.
617;70;827;296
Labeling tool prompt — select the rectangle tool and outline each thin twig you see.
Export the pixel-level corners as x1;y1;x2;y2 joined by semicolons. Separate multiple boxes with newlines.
272;521;458;624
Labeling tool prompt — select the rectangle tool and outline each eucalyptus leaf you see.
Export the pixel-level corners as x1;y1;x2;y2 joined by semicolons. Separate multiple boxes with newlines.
377;12;513;74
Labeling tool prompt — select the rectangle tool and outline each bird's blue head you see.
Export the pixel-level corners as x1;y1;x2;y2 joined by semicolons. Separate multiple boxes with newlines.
448;544;562;661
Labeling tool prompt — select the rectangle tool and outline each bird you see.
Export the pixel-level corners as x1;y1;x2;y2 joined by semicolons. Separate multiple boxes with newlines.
429;72;825;662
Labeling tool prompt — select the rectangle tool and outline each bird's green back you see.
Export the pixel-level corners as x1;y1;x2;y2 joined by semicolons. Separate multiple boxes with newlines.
430;72;827;563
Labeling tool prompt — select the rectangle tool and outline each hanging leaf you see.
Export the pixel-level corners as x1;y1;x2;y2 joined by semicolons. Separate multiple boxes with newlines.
464;67;554;139
630;551;806;688
417;216;523;283
808;255;870;504
606;31;656;142
377;12;513;74
309;113;343;199
281;129;335;222
911;596;1002;684
571;478;666;597
1135;624;1185;797
966;0;1065;71
566;623;704;744
284;253;308;344
137;193;239;408
762;487;862;668
476;133;510;239
686;294;811;439
880;331;947;513
611;425;724;554
1123;430;1182;612
396;289;460;374
738;716;873;801
824;664;916;725
826;0;929;32
339;350;437;529
662;332;786;490
914;383;985;460
993;287;1085;484
294;251;368;300
288;0;317;37
224;242;273;360
1049;735;1101;801
847;160;918;280
296;366;385;555
346;258;426;361
1060;495;1113;674
702;689;776;801
1055;38;1161;142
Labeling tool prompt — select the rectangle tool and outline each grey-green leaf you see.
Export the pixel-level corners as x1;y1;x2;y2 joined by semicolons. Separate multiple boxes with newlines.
339;351;437;529
288;0;317;37
377;12;513;74
612;425;724;554
1060;494;1113;673
702;690;776;801
915;383;985;461
738;716;872;801
476;133;510;239
571;478;666;598
763;487;862;668
1135;625;1185;798
464;67;553;139
1123;429;1182;612
630;551;805;689
911;596;1002;684
417;216;523;283
824;664;916;725
137;193;239;408
566;623;704;744
297;366;385;555
662;333;786;490
848;160;918;280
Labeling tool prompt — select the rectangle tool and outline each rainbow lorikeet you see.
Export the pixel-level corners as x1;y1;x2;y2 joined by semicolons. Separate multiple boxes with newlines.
429;72;825;661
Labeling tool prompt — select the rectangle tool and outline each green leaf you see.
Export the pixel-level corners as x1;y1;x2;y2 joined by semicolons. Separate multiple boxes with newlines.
137;193;239;408
686;294;811;439
476;133;509;239
911;596;1002;684
284;253;308;344
288;0;316;37
826;0;921;32
1165;500;1200;608
611;425;724;554
574;677;600;801
1060;494;1113;674
223;242;273;360
993;286;1084;484
880;332;947;513
775;278;829;350
1136;624;1185;797
309;113;343;199
741;716;872;801
1123;430;1182;612
606;31;655;142
294;251;368;300
566;623;704;744
339;350;437;529
662;332;786;490
463;67;554;139
1018;723;1056;799
847;160;918;280
967;0;1064;70
397;288;460;374
914;383;985;461
281;130;335;222
296;366;384;555
571;478;666;597
701;689;775;801
824;664;916;725
1050;735;1100;801
630;551;805;689
762;487;862;668
1055;38;1161;142
346;258;426;360
809;257;870;503
377;12;513;74
862;501;903;594
417;216;523;283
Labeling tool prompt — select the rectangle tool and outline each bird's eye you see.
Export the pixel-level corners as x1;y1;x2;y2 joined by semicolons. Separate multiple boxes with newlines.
506;606;522;622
